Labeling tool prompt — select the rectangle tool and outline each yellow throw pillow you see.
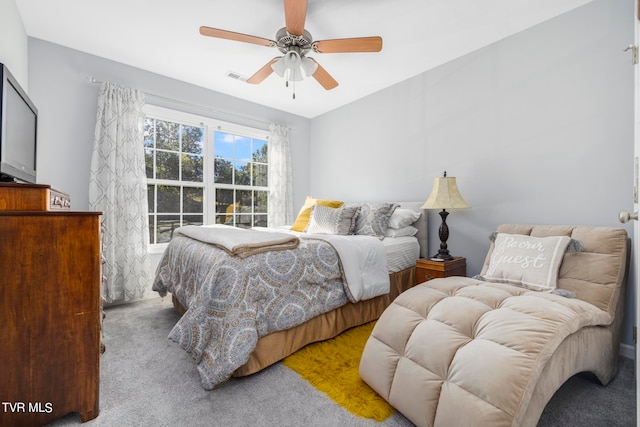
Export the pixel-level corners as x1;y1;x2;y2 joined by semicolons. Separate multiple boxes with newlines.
290;197;343;231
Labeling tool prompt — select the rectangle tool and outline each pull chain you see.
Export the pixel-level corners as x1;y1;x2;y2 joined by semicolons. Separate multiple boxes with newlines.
284;77;296;99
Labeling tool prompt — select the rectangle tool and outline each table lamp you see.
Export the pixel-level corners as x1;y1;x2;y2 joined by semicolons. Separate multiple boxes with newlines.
421;171;470;261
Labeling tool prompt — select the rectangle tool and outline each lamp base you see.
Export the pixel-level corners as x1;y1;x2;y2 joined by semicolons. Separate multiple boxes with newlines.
430;251;454;262
433;209;454;261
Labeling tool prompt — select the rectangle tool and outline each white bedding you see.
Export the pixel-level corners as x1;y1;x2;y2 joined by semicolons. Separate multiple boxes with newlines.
254;225;419;297
305;234;390;302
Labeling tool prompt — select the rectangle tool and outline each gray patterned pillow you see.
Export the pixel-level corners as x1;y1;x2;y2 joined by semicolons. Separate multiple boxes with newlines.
349;202;399;239
305;205;360;235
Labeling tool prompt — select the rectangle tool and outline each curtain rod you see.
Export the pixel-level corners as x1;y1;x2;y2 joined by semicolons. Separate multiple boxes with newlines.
88;77;293;131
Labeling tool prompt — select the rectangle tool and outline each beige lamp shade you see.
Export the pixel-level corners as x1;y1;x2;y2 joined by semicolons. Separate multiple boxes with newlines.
421;176;471;210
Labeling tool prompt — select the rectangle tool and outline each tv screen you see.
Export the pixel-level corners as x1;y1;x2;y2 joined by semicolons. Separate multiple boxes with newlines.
0;63;38;183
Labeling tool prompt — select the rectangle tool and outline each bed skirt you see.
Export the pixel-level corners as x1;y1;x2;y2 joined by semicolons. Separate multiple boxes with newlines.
171;266;415;377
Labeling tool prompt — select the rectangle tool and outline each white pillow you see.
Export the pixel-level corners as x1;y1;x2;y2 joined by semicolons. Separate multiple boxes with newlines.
305;205;360;235
384;225;418;238
484;233;572;292
388;208;421;229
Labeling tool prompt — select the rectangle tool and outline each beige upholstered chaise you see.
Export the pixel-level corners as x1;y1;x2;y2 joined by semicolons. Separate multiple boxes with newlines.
360;225;630;427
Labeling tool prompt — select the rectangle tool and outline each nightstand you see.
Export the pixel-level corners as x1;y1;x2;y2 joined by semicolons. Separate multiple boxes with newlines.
415;256;466;285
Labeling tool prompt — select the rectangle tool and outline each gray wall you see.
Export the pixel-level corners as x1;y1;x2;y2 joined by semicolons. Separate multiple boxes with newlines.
0;0;29;89
27;39;312;211
309;0;636;348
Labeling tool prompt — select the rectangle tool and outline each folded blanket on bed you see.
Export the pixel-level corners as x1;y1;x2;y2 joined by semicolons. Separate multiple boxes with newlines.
175;224;299;258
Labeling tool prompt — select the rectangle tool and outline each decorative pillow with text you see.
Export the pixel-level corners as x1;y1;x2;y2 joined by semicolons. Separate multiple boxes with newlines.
484;233;572;292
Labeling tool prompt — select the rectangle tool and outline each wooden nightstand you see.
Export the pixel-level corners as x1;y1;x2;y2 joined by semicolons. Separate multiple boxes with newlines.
415;256;466;285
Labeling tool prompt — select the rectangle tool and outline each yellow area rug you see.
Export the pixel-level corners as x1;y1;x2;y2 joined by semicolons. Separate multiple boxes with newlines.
282;321;396;422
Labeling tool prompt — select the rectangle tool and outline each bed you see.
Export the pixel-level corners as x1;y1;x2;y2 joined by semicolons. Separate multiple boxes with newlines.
359;224;630;427
152;201;428;389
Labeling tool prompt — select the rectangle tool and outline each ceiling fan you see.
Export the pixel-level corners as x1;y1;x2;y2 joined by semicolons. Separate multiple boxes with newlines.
199;0;382;95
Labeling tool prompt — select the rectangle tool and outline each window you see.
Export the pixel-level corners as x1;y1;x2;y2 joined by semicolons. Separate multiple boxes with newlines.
144;106;269;247
213;131;269;228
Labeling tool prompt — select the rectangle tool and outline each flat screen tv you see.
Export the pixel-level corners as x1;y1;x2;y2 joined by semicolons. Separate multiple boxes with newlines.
0;63;38;183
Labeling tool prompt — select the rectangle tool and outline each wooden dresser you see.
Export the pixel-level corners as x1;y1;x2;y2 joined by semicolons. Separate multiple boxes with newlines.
0;183;101;426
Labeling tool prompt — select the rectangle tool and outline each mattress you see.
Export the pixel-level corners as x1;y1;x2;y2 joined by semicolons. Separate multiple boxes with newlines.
383;236;420;272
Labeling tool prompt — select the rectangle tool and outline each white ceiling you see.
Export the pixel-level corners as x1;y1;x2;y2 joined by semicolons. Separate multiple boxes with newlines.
16;0;593;118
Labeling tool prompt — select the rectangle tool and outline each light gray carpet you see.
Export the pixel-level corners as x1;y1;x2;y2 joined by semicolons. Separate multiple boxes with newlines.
48;298;635;427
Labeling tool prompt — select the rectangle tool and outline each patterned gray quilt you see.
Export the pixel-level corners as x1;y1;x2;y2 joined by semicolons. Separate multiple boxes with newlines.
152;234;350;389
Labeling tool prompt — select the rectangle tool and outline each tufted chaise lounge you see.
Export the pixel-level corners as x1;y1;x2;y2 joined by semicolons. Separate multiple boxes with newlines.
359;224;630;427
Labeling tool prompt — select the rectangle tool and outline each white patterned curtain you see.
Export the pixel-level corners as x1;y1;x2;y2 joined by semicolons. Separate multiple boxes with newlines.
268;124;294;226
89;82;150;302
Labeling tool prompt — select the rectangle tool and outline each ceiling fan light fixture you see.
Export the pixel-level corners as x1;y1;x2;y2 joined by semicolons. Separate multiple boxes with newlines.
283;50;302;69
300;56;318;77
272;50;309;82
271;57;287;77
286;67;304;82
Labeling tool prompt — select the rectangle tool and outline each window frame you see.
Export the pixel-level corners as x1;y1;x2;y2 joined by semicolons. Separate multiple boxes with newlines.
144;105;270;253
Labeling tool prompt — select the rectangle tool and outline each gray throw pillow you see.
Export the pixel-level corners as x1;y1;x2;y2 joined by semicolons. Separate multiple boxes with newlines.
349;202;399;239
305;205;360;235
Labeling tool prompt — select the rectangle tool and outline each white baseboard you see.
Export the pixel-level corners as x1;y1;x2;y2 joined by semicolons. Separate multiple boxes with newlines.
620;343;635;360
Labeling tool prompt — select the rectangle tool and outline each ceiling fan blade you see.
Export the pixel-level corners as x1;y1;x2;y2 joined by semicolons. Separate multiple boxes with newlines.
246;58;281;84
284;0;307;36
313;36;383;53
199;26;275;47
308;58;338;90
